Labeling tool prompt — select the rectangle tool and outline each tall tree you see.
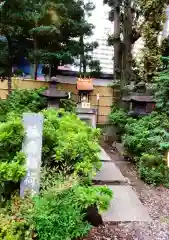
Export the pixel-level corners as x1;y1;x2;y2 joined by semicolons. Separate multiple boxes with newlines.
104;0;140;89
28;0;100;78
121;0;133;86
105;0;122;82
27;0;61;79
78;1;100;76
138;0;168;82
0;0;99;89
0;0;32;92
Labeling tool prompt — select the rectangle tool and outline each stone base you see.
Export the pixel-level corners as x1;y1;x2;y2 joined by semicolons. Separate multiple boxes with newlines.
76;107;97;128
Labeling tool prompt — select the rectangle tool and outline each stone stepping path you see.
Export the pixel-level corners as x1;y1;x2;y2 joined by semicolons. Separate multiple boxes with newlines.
102;186;151;222
99;147;111;161
95;147;151;222
93;161;127;184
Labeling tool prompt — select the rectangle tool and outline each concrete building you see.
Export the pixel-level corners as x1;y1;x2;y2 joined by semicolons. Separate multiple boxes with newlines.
89;1;169;71
87;0;114;74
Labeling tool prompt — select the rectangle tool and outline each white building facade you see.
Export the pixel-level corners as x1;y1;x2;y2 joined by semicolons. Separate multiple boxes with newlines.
87;0;114;74
61;1;169;74
89;1;169;73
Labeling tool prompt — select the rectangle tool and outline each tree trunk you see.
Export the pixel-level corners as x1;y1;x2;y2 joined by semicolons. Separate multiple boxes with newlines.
49;64;52;79
80;34;86;76
113;6;121;81
6;36;12;94
34;38;38;80
121;0;133;89
126;0;133;83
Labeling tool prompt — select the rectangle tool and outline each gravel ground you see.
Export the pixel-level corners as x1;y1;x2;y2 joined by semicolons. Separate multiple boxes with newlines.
83;143;169;240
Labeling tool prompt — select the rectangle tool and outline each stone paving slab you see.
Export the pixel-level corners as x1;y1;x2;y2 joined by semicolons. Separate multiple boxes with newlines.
101;186;151;222
99;147;111;161
93;162;127;183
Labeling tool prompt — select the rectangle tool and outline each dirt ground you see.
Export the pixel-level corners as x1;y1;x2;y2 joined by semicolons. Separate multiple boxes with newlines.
83;142;169;240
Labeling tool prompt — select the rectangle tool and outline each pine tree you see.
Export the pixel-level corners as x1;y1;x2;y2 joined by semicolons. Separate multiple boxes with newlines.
0;0;32;92
27;0;61;79
0;0;99;89
27;0;100;78
78;1;101;76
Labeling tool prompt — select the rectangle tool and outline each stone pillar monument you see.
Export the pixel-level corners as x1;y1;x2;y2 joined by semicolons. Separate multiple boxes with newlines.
20;113;44;197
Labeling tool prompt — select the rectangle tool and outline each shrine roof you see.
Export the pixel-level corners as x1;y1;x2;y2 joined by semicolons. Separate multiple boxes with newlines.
77;78;94;91
122;95;155;103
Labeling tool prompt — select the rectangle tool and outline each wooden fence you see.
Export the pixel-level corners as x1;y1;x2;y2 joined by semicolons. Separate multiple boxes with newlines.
0;78;119;124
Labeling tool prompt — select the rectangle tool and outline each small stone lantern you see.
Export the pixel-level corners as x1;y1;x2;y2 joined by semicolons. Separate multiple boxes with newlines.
122;82;155;117
41;77;68;109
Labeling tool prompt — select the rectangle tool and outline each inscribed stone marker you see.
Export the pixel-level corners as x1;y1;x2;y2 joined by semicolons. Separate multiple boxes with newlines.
20;113;44;197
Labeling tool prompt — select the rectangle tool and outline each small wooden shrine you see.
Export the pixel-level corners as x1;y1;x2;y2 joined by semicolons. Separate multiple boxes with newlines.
122;82;155;117
76;77;97;128
41;77;68;109
77;77;94;108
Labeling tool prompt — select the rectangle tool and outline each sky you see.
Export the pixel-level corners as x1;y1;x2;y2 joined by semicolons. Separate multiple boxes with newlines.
86;0;113;39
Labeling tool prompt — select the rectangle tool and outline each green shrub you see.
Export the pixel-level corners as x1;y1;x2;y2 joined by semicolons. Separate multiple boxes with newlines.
139;153;163;168
108;95;169;186
139;164;165;185
0;213;34;240
109;105;132;135
0;116;26;183
0;88;47;122
60;98;76;113
154;70;169;114
0;195;36;240
138;153;169;185
122;112;169;157
0;116;24;161
0;152;26;183
33;171;112;240
0;172;112;240
0;116;26;198
42;108;101;177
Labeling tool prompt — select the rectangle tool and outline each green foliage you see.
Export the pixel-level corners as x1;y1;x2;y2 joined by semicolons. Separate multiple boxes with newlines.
110;96;169;185
0;213;32;240
0;152;26;183
122;112;169;185
0;116;26;192
138;0;168;82
0;211;35;240
122;113;169;156
89;60;101;77
154;70;169;114
0;88;47;121
0;116;24;161
0;0;98;83
33;171;112;240
139;158;169;185
0;170;112;240
60;98;76;113
74;185;113;212
0;89;113;239
0;39;8;77
42;108;101;177
109;105;133;134
139;153;163;168
0;195;36;240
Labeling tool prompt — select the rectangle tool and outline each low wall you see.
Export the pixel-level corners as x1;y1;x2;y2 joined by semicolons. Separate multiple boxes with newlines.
0;78;119;124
